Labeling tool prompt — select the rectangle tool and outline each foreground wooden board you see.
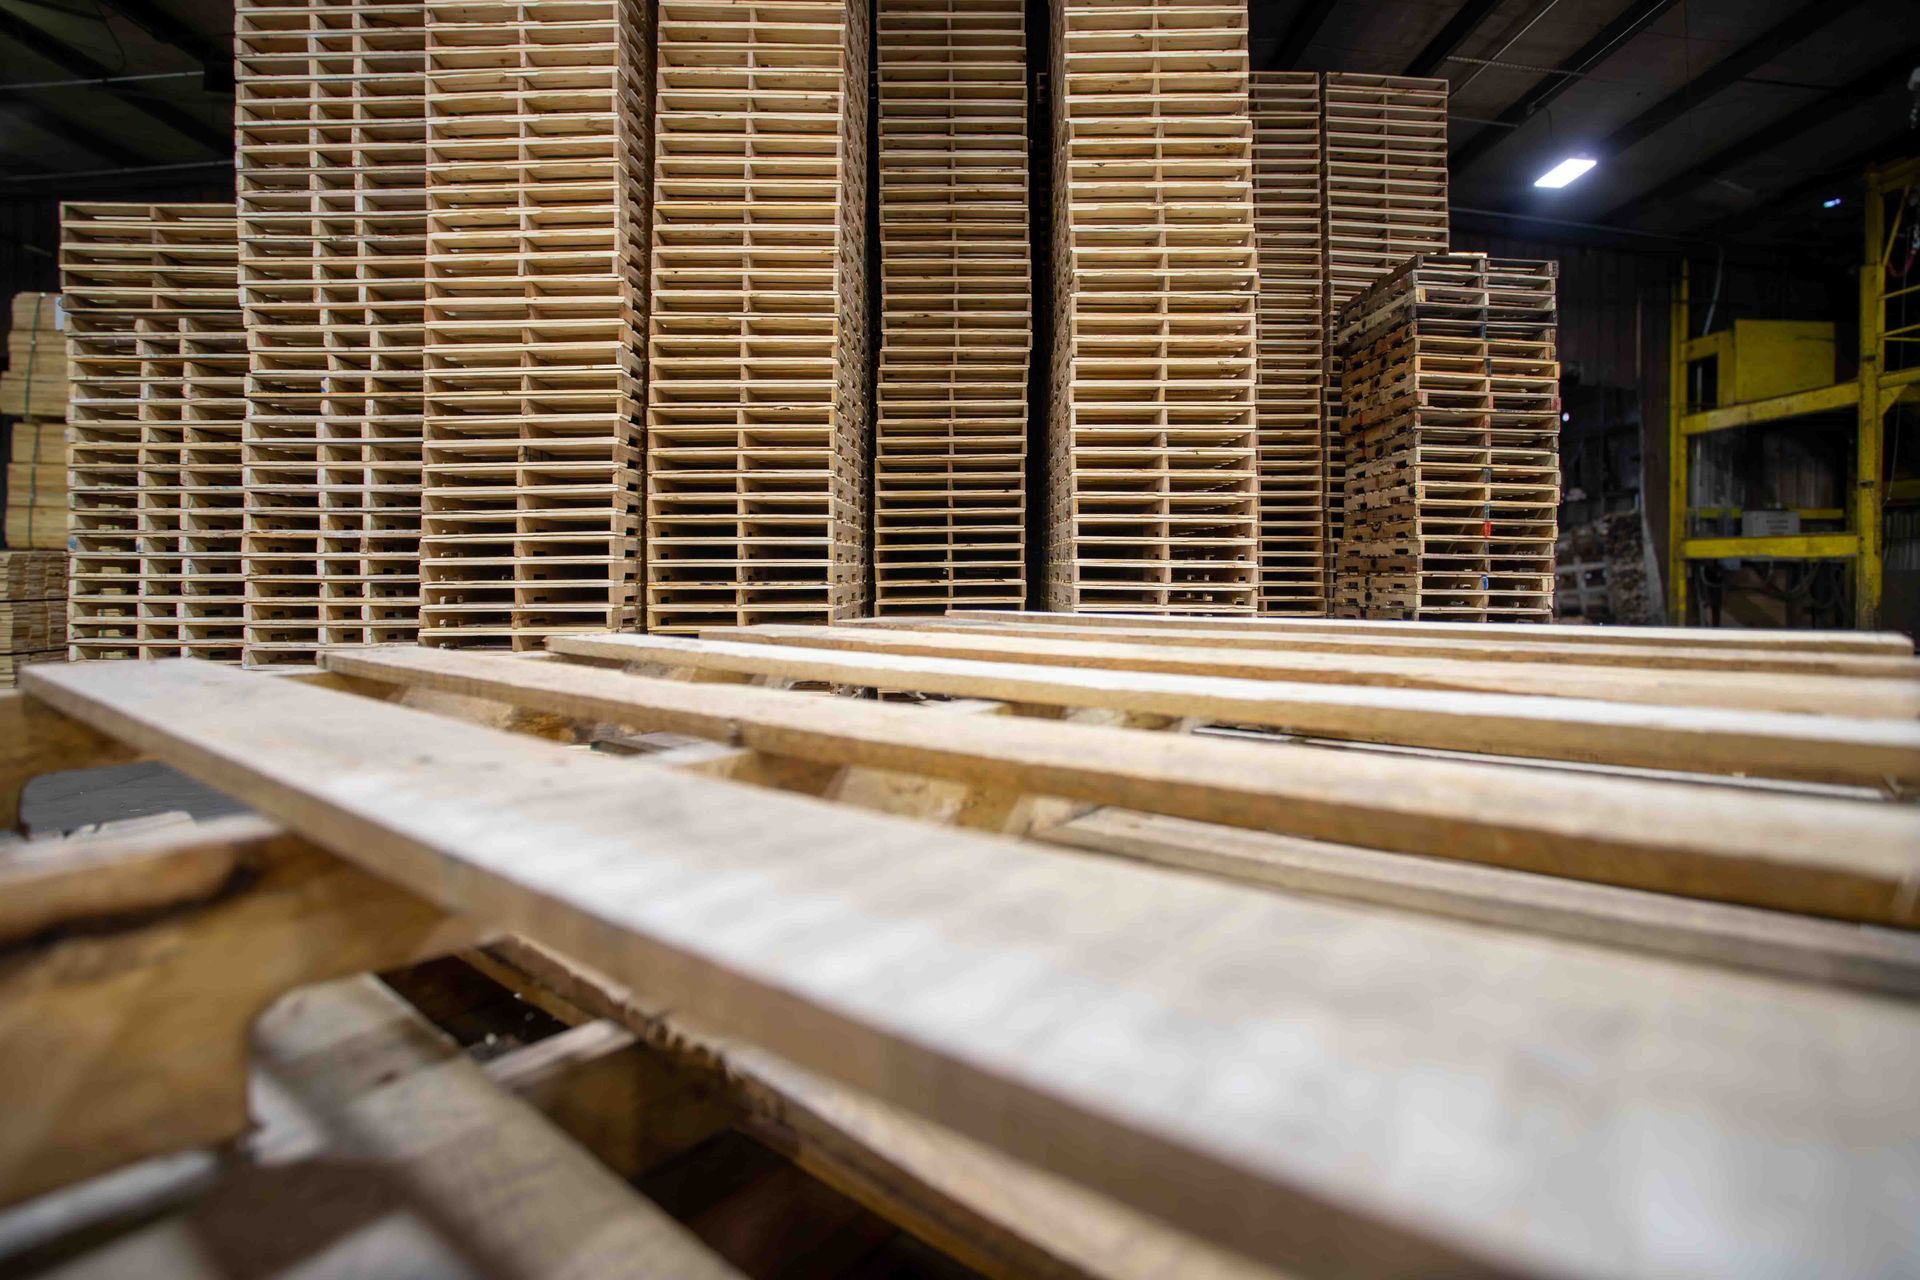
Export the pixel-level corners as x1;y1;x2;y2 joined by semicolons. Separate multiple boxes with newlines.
19;977;743;1280
22;660;1920;1279
958;609;1916;655
704;624;1920;719
550;632;1920;789
329;644;1920;924
858;614;1920;678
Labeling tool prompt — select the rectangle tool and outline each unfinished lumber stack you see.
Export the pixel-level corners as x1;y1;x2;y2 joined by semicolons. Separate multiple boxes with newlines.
60;203;247;662
1249;72;1325;615
872;0;1030;614
421;0;650;649
235;0;428;667
1319;73;1448;586
1;294;69;551
1045;0;1259;615
646;0;869;634
0;548;66;684
1334;253;1560;621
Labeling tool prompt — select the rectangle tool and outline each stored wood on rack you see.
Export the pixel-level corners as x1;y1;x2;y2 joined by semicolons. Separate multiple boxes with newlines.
322;641;1920;921
19;658;1920;1279
422;0;651;649
689;622;1920;718
646;0;869;634
873;0;1031;615
0;549;66;688
1045;0;1260;615
61;203;246;662
235;0;428;667
0;815;483;1208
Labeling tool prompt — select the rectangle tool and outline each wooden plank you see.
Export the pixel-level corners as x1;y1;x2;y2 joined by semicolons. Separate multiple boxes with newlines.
0;812;252;944
0;688;138;831
548;632;1920;789
22;659;1920;1278
24;976;745;1279
326;643;1920;922
956;607;1917;655
852;614;1920;678
1046;809;1920;998
703;623;1920;718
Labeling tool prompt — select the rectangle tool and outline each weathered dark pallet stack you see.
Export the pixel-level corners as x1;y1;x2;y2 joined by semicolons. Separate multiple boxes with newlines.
646;0;870;635
1249;72;1325;615
1;294;68;552
872;0;1030;614
0;548;66;684
1333;253;1559;621
1319;74;1448;589
60;203;247;662
1045;0;1259;615
421;0;651;649
236;0;427;666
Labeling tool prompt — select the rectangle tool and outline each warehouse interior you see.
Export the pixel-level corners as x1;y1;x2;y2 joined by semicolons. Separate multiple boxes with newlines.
2;3;1919;1279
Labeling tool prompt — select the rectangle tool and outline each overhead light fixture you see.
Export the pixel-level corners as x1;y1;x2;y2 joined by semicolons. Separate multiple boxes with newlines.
1823;197;1843;209
1534;157;1597;189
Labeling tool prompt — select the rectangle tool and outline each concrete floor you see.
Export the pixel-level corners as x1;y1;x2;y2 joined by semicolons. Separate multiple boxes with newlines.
17;761;247;838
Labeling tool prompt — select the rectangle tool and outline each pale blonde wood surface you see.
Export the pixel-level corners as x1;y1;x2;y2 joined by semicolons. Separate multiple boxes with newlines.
548;632;1920;789
21;659;1920;1279
326;644;1920;923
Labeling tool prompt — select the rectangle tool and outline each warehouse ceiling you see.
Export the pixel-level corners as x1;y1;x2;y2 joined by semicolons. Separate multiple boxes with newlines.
0;0;1915;253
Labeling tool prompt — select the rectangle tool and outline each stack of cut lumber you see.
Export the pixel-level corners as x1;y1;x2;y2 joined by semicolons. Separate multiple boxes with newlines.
1249;72;1325;615
872;0;1030;614
60;203;247;662
2;293;69;550
0;547;66;684
1045;0;1260;616
235;0;428;666
1319;73;1448;584
422;0;650;649
646;0;869;635
1333;252;1559;620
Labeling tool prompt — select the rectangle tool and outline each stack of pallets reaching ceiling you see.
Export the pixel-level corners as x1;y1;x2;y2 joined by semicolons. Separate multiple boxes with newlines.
872;0;1031;615
60;203;247;663
645;0;870;635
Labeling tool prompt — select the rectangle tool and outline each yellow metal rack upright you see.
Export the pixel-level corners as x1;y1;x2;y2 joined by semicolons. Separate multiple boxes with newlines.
1669;157;1920;628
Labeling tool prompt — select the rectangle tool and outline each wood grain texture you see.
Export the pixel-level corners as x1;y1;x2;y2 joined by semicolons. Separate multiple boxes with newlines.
22;659;1920;1279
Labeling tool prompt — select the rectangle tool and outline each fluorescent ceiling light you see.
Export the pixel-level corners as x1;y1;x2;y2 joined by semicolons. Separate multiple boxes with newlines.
1534;157;1596;189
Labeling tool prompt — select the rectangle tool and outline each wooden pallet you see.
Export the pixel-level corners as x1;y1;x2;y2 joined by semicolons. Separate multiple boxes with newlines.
1333;253;1558;622
1249;72;1325;616
60;203;247;663
421;0;650;650
645;0;869;635
1319;73;1449;586
235;0;430;667
0;547;66;688
1045;0;1259;616
5;612;1919;1278
872;0;1031;615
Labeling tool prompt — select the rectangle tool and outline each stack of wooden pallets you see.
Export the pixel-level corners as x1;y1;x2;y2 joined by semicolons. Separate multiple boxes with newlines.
8;610;1919;1278
1;294;69;551
1045;0;1259;615
421;0;650;650
60;203;247;662
0;548;66;684
1249;72;1325;616
1319;73;1448;583
1333;253;1560;621
872;0;1030;614
646;0;869;635
235;0;429;667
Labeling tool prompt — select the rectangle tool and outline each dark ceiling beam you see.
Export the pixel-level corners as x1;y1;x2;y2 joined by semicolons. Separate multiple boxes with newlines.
93;0;233;92
1601;45;1920;226
1586;0;1872;162
0;97;147;167
1449;0;1680;173
1265;0;1338;70
1692;135;1920;241
0;6;229;154
1404;0;1505;78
